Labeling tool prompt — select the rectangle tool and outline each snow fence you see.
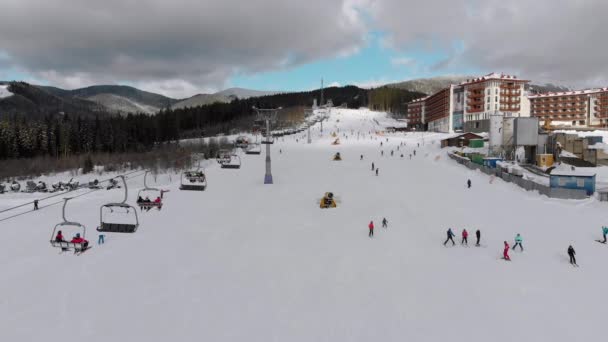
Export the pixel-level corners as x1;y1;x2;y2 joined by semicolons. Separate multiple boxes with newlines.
448;152;588;200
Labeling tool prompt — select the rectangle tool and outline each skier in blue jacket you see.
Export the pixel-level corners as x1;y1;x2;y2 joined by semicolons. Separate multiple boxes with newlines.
512;233;524;251
600;226;608;244
444;228;456;246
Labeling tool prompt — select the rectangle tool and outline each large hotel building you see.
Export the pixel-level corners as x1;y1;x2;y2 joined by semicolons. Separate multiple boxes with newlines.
528;88;608;127
407;73;531;133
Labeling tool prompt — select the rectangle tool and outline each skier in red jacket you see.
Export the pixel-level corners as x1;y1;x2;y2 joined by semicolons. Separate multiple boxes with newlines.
461;229;469;246
71;233;89;251
503;241;511;261
368;221;374;237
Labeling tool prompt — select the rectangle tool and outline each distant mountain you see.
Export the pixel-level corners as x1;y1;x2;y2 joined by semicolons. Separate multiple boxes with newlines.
386;76;571;96
386;76;472;95
216;87;281;99
42;85;178;114
171;88;279;110
171;93;231;109
0;82;106;120
527;83;571;94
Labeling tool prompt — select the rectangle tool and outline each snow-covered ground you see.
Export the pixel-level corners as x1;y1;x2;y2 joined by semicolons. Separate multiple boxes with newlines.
0;84;13;99
1;108;608;342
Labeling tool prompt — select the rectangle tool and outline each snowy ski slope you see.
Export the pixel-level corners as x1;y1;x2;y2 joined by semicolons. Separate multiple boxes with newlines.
1;108;607;342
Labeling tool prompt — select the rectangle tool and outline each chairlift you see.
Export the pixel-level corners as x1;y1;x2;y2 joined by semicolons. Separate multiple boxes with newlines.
10;181;20;192
97;175;139;233
180;167;207;191
25;181;37;193
50;198;88;252
137;171;163;210
234;135;249;148
217;150;241;169
245;143;261;155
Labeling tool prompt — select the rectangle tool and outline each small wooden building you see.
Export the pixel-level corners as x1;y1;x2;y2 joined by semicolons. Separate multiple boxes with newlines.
441;133;485;148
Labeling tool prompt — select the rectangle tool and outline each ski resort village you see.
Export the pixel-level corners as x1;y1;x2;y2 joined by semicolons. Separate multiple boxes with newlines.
2;1;608;341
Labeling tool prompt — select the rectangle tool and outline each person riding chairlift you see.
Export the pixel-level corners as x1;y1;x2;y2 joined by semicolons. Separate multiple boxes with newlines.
70;233;89;251
55;230;69;251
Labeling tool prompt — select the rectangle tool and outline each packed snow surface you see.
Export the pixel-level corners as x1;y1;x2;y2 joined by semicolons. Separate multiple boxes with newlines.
1;108;608;342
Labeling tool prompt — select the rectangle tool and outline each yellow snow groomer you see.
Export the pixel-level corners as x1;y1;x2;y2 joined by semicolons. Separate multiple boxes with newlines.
320;192;337;209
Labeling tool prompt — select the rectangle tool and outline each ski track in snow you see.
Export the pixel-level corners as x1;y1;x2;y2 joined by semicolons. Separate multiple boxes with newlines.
0;108;606;342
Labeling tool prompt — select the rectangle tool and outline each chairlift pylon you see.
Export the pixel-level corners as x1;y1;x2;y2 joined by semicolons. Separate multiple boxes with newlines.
97;175;139;233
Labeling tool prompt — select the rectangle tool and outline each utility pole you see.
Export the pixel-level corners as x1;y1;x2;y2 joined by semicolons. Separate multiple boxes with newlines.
253;107;280;184
320;78;324;107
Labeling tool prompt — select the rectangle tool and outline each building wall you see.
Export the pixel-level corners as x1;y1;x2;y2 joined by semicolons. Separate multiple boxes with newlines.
425;88;451;132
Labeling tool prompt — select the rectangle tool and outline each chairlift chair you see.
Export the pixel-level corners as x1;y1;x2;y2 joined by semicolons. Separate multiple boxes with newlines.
235;135;249;149
180;168;207;191
50;198;88;252
220;154;241;169
10;181;21;192
25;181;37;193
245;143;261;155
98;175;139;233
137;171;163;210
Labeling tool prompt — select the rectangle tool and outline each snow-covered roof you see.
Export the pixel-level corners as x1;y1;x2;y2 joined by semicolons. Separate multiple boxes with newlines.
460;73;529;85
550;170;596;177
528;88;608;99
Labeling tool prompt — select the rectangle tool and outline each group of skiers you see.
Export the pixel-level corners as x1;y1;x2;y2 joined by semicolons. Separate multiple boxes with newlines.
444;228;482;247
443;228;585;266
368;218;389;237
137;196;162;211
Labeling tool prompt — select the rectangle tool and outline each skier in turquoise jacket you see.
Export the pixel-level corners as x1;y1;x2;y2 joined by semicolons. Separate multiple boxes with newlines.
601;226;608;243
512;233;523;251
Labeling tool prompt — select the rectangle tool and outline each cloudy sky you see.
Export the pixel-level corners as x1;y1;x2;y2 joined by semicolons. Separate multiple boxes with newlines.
0;0;606;98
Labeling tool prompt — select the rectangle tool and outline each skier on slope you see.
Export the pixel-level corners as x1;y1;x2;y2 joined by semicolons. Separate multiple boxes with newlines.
599;226;608;244
503;241;511;261
444;228;456;246
475;229;481;246
360;155;363;160
567;245;577;265
368;221;375;237
382;218;388;228
375;168;379;176
413;150;416;156
512;233;524;251
461;229;469;246
391;150;394;156
372;162;375;171
467;179;472;188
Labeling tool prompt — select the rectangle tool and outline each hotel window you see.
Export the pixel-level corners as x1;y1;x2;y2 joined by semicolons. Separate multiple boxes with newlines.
487;104;490;110
495;96;498;102
495;104;498;110
487;89;490;95
495;88;498;94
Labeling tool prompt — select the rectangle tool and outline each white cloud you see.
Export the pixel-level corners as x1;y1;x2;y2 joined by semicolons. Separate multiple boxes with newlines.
367;0;608;87
0;0;369;97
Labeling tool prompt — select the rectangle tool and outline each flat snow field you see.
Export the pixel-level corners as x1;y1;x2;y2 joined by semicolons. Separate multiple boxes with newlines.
1;108;607;342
